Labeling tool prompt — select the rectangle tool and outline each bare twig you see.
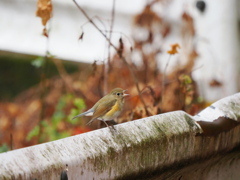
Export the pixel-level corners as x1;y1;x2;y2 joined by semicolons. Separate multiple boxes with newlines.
38;55;49;143
160;64;203;86
73;0;118;51
106;30;133;48
142;85;157;106
120;55;150;116
38;29;51;143
80;15;108;36
10;134;13;150
104;0;116;95
161;54;171;109
81;16;107;31
108;0;116;64
73;0;150;116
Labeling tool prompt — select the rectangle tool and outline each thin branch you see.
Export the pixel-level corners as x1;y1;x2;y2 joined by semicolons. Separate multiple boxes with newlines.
38;55;49;143
108;0;116;65
119;54;150;116
73;0;118;51
10;134;13;150
80;15;108;36
141;85;157;106
104;0;116;95
103;30;134;50
38;26;51;143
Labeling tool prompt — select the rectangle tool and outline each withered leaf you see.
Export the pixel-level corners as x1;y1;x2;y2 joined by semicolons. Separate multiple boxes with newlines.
209;79;222;87
78;32;84;41
118;37;124;57
43;27;48;38
167;43;180;55
36;0;52;26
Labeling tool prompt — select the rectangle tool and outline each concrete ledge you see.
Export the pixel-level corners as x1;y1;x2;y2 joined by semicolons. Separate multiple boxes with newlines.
148;147;240;180
0;93;240;180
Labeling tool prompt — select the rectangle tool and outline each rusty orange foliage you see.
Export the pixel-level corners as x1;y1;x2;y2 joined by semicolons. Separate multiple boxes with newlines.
134;4;162;28
167;43;181;55
43;27;48;37
0;2;204;150
209;79;222;87
78;32;84;41
36;0;52;26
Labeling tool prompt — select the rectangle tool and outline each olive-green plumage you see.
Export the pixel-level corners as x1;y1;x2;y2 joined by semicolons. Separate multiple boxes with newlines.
72;88;128;127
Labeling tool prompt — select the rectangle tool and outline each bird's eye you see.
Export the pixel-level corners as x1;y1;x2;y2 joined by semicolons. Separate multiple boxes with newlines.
117;93;120;96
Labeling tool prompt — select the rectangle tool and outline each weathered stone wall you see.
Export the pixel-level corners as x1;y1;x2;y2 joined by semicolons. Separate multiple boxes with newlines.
0;93;239;180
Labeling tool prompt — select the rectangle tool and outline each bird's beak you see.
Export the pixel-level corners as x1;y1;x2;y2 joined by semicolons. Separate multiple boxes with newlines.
123;89;129;97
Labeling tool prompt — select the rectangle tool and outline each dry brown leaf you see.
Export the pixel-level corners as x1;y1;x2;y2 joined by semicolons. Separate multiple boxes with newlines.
43;27;49;37
209;79;222;87
134;5;162;28
36;0;52;26
78;32;84;41
0;2;203;150
167;43;181;55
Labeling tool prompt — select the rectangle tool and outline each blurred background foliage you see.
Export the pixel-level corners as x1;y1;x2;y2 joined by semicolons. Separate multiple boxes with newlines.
0;0;213;152
0;52;79;101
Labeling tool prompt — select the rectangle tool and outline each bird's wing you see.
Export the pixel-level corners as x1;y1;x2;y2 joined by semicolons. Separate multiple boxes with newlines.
91;97;117;120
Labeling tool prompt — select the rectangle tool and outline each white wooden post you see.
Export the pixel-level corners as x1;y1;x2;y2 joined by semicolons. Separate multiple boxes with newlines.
155;0;240;101
192;0;240;101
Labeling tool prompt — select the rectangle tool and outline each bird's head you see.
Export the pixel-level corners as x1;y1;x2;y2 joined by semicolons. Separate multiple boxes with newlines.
110;88;129;99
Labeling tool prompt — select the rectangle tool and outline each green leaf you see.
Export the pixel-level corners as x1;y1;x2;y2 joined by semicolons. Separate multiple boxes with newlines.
184;75;192;84
66;93;73;100
25;95;86;143
0;144;9;153
27;125;40;141
180;74;192;85
41;120;48;127
56;97;66;110
31;57;44;68
52;111;64;127
74;98;86;110
58;131;71;139
197;96;204;103
68;108;80;124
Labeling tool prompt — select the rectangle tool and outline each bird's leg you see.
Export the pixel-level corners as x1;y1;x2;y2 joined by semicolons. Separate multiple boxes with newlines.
109;120;118;125
108;119;117;131
102;120;109;127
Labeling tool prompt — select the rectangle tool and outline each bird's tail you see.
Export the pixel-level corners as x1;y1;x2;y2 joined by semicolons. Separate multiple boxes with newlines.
71;108;94;120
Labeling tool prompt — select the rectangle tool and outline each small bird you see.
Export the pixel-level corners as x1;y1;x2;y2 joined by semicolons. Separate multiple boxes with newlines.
72;88;129;127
